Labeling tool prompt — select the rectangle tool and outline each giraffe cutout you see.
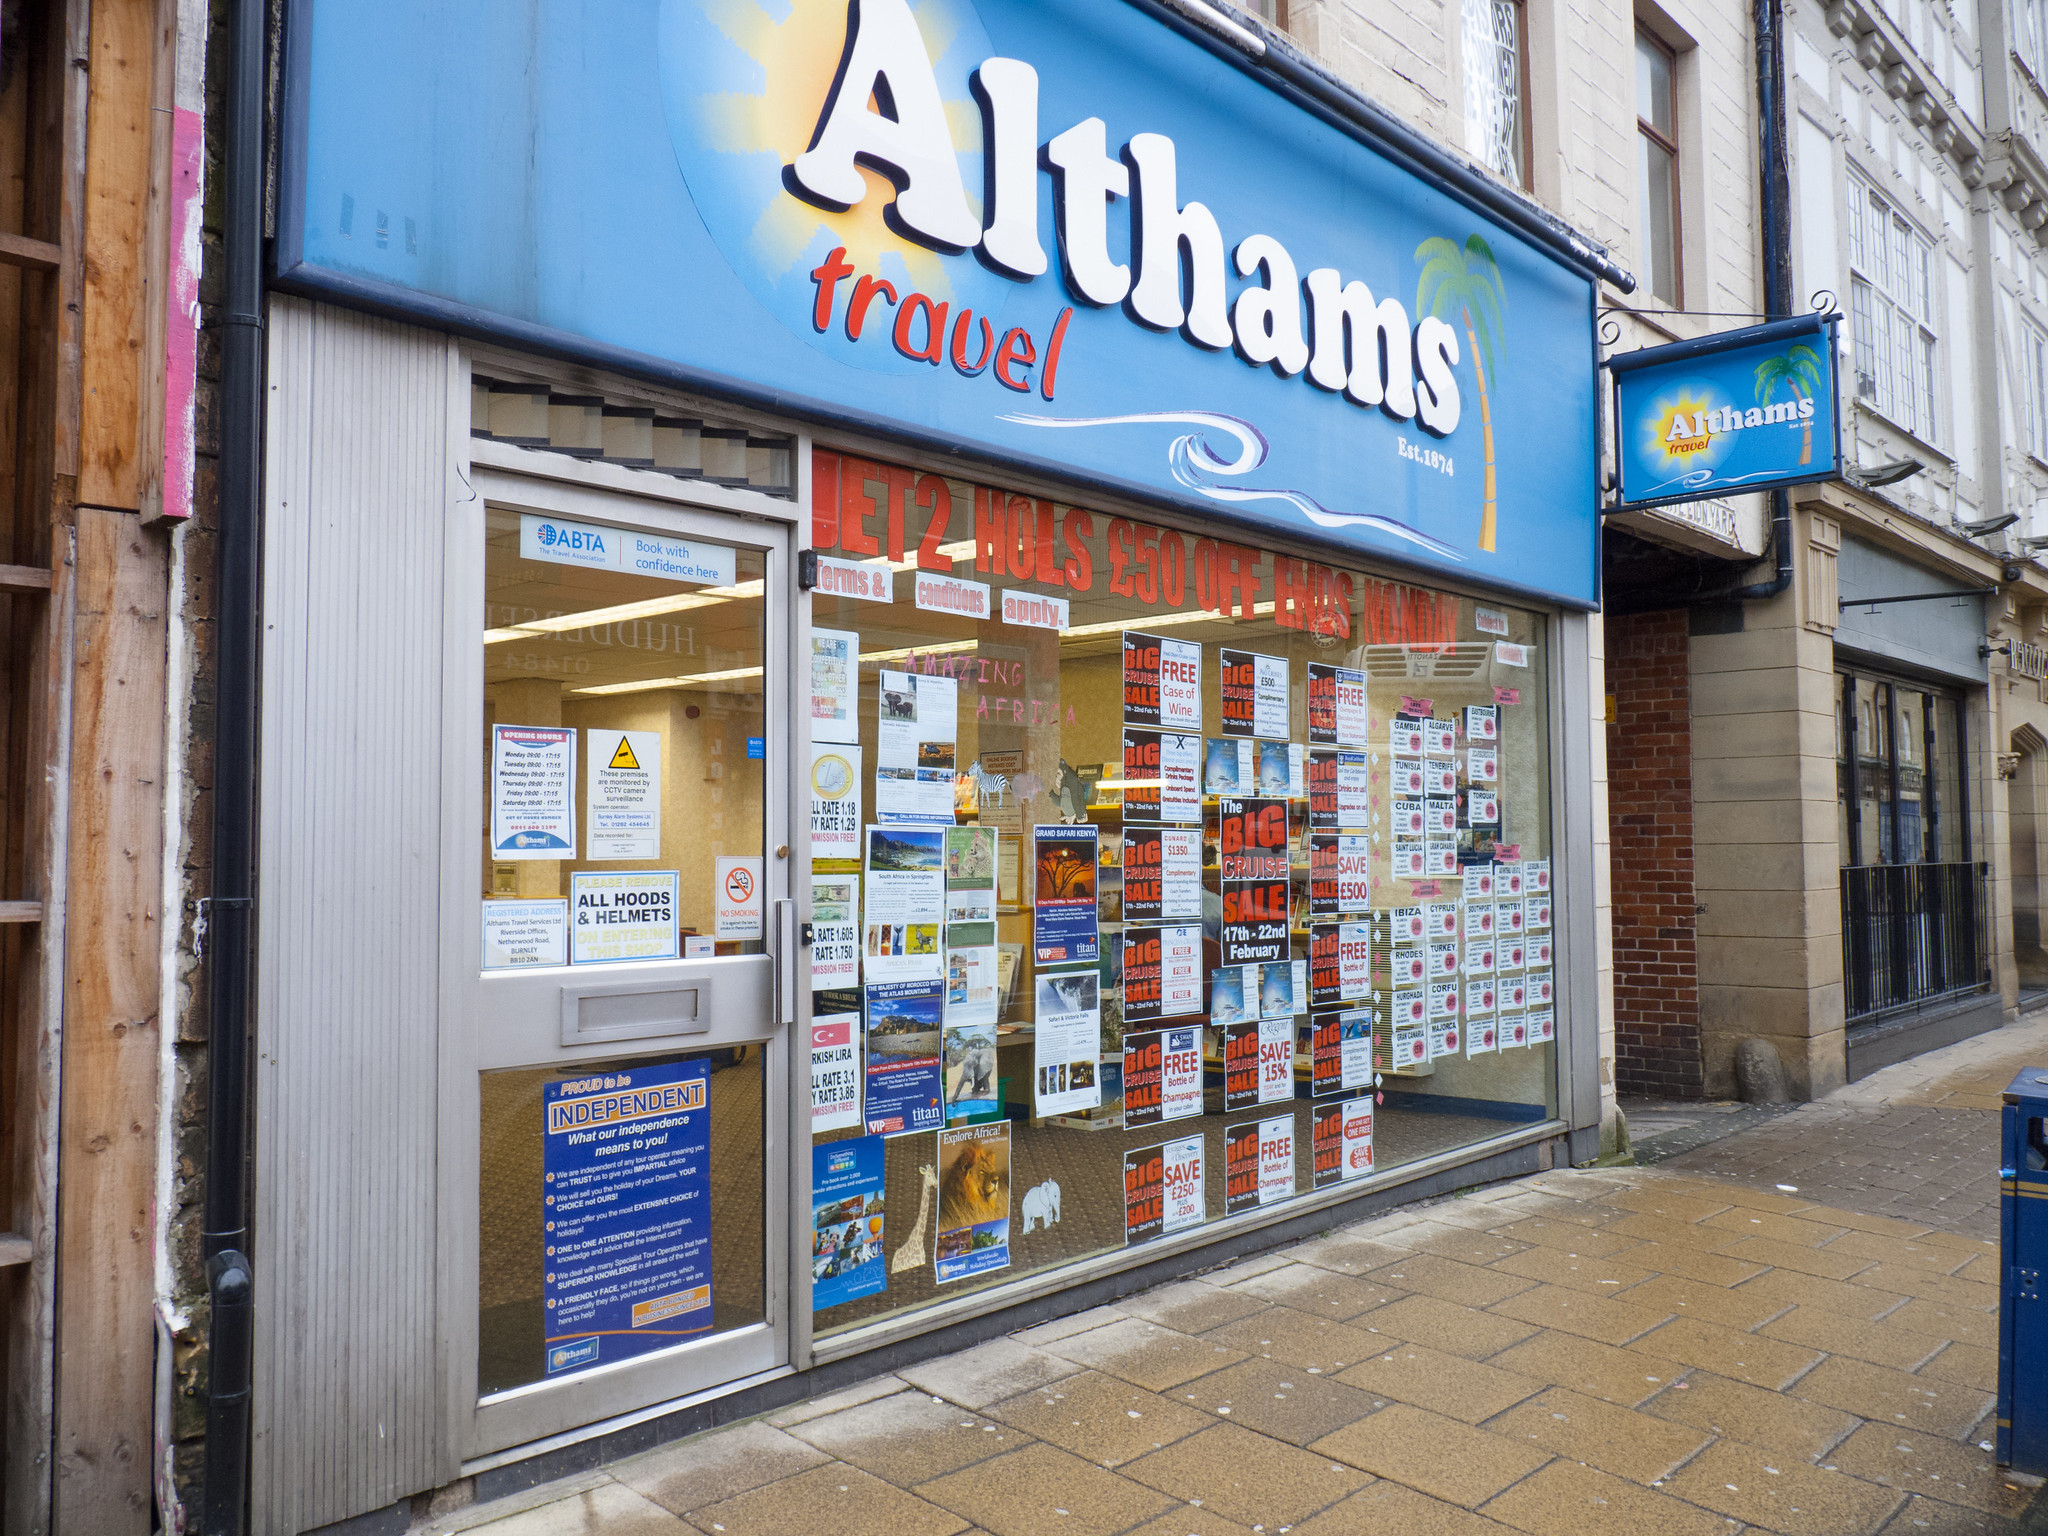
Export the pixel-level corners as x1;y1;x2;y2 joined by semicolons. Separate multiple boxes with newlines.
892;1164;938;1274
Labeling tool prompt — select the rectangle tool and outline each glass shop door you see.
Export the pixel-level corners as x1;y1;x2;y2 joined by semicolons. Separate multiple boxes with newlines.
458;472;796;1458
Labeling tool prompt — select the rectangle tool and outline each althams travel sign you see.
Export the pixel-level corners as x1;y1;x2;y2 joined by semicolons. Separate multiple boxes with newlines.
281;0;1603;605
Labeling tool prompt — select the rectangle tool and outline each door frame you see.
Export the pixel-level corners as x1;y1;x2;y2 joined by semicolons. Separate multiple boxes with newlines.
437;434;813;1464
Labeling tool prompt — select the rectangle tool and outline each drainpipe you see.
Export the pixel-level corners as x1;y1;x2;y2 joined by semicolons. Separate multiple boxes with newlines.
200;0;266;1524
1736;0;1797;604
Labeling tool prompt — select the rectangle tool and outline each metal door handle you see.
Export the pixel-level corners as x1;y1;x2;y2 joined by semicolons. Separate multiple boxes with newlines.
774;898;797;1025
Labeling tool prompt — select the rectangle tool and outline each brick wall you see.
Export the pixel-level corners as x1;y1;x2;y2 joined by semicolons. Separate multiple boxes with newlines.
1607;609;1702;1099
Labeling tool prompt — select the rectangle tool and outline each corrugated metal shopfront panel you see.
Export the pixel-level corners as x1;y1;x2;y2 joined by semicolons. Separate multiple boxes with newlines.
253;297;457;1532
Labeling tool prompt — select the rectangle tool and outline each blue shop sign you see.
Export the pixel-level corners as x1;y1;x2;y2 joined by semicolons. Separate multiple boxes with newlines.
1610;314;1843;511
280;0;1607;605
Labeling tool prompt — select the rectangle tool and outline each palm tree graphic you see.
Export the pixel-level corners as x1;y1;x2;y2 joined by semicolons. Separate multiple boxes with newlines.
1416;234;1508;552
1753;344;1824;466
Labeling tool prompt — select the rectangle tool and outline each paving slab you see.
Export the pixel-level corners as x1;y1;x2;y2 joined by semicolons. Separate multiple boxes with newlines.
1661;1437;1905;1535
1484;1282;1673;1346
1791;1356;1995;1441
1292;1478;1526;1534
914;1442;1175;1536
1171;1355;1381;1446
1733;1264;1910;1321
1114;1280;1269;1334
1039;1318;1249;1393
1486;1330;1687;1408
1885;1297;2002;1349
983;1370;1211;1467
613;1420;832;1513
1482;1386;1712;1485
1115;1509;1257;1536
1914;1341;1999;1393
1310;1403;1551;1508
1222;1261;1405;1320
1474;1455;1731;1536
1013;1308;1124;1346
1356;1293;1539;1360
1699;1206;1854;1247
1713;1233;1881;1280
1617;1272;1793;1332
1118;1421;1371;1526
452;1482;695;1536
688;1463;970;1536
1600;1187;1738;1225
783;1389;1033;1487
763;1374;908;1428
1760;1304;1951;1373
1367;1251;1539;1308
1282;1231;1415;1275
897;1338;1079;1410
1627;1314;1825;1390
1601;1238;1768;1286
1385;1222;1537;1266
1829;1422;2040;1520
1637;1369;1861;1463
1487;1244;1658;1295
1333;1340;1545;1423
1874;1491;2033;1534
1198;1304;1391;1373
1484;1217;1640;1258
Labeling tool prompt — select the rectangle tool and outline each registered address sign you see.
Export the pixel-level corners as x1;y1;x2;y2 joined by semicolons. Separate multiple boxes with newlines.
1609;313;1843;511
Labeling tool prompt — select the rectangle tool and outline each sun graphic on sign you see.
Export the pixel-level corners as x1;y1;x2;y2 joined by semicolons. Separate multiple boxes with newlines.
673;0;983;302
1640;388;1725;473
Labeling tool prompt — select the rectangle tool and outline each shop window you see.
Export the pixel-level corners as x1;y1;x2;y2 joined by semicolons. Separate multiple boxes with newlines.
1634;29;1681;308
1837;668;1984;1019
1840;671;1968;867
806;446;1558;1334
1847;179;1939;443
1463;0;1530;188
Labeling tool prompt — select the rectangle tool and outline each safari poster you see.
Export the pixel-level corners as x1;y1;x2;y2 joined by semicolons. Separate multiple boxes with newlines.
934;1120;1011;1284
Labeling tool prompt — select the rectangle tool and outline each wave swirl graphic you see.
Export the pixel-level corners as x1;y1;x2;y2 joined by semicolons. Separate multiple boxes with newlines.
998;409;1463;561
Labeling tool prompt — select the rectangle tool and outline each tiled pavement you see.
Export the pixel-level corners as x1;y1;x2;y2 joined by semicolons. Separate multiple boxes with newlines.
1644;1017;2048;1239
430;1021;2048;1536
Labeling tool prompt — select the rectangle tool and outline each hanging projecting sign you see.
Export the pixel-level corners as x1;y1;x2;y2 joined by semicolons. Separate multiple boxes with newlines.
279;0;1606;605
1610;313;1842;511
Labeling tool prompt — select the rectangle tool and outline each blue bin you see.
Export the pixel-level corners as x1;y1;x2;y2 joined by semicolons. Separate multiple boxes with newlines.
2000;1066;2048;1474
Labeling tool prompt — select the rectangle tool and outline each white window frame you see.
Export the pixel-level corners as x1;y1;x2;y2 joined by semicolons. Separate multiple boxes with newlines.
1462;0;1529;187
2025;316;2048;464
1847;174;1940;444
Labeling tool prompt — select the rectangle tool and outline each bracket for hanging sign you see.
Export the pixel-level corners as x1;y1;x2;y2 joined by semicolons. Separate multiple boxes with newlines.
1841;585;1998;610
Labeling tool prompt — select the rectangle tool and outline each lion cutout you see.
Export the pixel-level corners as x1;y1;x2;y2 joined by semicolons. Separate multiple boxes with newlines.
938;1137;1008;1232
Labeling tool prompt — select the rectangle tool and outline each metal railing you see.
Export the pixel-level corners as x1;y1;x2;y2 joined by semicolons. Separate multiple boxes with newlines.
1841;861;1987;1021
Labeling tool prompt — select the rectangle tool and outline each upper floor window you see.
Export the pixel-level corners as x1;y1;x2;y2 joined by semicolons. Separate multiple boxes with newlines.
1848;179;1939;442
1463;0;1529;186
1635;30;1680;305
2019;0;2046;75
2026;319;2048;462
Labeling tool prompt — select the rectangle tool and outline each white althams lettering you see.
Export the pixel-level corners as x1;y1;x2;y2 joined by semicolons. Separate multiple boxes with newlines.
1045;118;1132;306
972;58;1046;277
788;0;980;251
1413;316;1462;436
1124;134;1232;348
1232;235;1310;375
1305;268;1418;418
